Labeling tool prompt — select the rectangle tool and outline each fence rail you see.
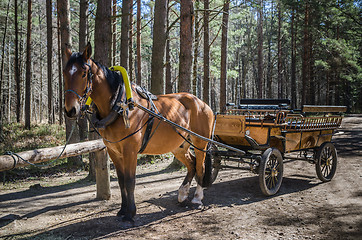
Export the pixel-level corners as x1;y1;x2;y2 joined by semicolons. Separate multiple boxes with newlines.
0;139;106;172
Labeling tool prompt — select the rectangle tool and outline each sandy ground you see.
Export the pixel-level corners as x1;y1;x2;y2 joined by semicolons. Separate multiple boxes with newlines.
0;116;361;240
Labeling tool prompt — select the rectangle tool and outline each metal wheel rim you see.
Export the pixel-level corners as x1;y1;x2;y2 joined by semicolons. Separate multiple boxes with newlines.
264;153;282;191
319;145;335;179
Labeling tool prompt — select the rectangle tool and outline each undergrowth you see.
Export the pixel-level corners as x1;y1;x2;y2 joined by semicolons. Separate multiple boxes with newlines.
0;122;66;153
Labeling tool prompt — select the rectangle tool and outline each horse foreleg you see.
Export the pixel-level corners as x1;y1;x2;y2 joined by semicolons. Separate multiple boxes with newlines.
108;150;136;222
172;146;195;203
123;172;136;222
115;169;128;216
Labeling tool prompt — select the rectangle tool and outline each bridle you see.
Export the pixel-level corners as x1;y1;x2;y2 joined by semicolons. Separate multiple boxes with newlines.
64;61;93;108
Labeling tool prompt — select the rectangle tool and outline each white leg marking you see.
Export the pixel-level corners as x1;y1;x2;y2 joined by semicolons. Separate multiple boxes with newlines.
191;184;204;205
178;182;190;203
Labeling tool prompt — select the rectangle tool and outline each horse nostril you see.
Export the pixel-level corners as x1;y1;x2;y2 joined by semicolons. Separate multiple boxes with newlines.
65;107;77;118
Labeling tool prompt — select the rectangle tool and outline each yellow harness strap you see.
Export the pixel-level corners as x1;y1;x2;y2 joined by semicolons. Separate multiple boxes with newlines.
109;66;133;102
85;66;134;109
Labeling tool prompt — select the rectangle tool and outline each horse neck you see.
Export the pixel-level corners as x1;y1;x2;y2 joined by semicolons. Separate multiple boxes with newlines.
89;61;113;119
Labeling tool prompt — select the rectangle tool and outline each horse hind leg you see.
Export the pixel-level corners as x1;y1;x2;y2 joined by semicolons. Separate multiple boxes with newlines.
172;143;196;204
190;137;209;207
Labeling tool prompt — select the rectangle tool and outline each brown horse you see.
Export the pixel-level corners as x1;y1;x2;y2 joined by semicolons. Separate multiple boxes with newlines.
63;43;214;222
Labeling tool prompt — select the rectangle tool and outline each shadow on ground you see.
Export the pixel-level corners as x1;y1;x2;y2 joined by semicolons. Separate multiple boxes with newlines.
1;174;324;240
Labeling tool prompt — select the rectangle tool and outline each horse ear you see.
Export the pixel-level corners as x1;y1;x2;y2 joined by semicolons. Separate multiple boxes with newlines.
82;42;92;61
64;43;72;61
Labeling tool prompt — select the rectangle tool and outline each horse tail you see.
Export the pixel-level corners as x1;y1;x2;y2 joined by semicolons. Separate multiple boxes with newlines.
202;150;213;187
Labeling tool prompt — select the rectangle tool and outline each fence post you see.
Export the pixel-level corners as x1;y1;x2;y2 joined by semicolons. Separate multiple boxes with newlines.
95;149;111;200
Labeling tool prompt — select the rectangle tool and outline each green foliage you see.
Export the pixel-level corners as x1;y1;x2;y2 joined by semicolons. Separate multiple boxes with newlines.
0;123;66;154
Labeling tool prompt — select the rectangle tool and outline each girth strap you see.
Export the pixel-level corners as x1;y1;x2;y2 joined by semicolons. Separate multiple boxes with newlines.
138;116;155;153
138;91;159;153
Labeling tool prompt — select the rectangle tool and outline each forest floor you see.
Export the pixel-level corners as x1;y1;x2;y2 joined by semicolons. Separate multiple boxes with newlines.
0;116;361;240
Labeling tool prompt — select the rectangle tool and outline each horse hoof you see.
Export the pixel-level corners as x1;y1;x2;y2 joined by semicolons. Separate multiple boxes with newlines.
117;208;126;217
179;199;191;208
191;202;204;210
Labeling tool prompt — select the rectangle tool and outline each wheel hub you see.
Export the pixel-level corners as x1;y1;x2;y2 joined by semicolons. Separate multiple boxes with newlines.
271;168;278;177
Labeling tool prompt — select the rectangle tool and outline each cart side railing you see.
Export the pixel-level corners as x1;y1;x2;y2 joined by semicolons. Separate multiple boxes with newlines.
283;115;344;131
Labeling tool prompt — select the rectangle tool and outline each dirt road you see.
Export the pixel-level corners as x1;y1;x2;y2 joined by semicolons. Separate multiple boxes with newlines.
0;116;361;240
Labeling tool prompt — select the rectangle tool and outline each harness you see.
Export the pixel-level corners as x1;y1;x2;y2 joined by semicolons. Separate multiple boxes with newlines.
75;64;157;152
65;61;94;108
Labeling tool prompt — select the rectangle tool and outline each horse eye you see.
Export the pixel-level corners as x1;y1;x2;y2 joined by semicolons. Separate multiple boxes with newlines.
82;72;87;78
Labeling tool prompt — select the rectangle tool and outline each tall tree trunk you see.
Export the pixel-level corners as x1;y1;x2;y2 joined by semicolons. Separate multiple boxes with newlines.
39;15;44;123
309;29;315;104
78;0;89;142
14;0;21;123
57;14;63;125
302;0;310;105
219;0;229;111
129;5;134;82
178;0;193;93
79;0;88;50
290;8;297;109
93;0;112;199
0;0;10;135
25;0;32;129
257;0;263;98
192;0;200;96
121;0;131;69
136;0;142;86
46;0;54;124
165;1;172;94
8;49;11;123
151;0;167;95
203;0;210;104
58;0;82;165
94;0;112;65
265;0;273;99
112;0;117;65
277;0;282;99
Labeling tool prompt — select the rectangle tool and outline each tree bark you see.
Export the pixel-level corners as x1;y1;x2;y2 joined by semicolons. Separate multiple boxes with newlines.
165;1;172;94
46;0;54;124
136;0;142;86
0;139;105;172
192;1;199;96
219;0;229;111
277;0;282;99
151;0;167;95
121;0;131;69
58;0;82;165
79;0;89;50
93;0;112;199
203;0;210;104
112;0;117;65
178;0;193;93
57;15;63;125
25;0;32;130
78;0;89;142
257;0;263;99
302;0;310;105
291;8;297;109
14;0;21;123
129;5;134;82
0;0;10;135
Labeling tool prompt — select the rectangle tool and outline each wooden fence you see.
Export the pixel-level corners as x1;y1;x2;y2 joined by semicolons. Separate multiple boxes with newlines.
0;139;111;200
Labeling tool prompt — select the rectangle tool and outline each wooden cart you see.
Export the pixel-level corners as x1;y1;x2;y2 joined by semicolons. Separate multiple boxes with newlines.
205;99;346;196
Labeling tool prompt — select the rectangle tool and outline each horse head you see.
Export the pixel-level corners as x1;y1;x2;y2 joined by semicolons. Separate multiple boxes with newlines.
63;43;93;119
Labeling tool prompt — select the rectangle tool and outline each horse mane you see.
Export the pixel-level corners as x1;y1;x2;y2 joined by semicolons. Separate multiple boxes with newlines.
66;52;123;95
93;60;123;95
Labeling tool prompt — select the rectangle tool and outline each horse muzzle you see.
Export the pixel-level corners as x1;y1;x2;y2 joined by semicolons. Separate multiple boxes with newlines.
64;104;80;119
